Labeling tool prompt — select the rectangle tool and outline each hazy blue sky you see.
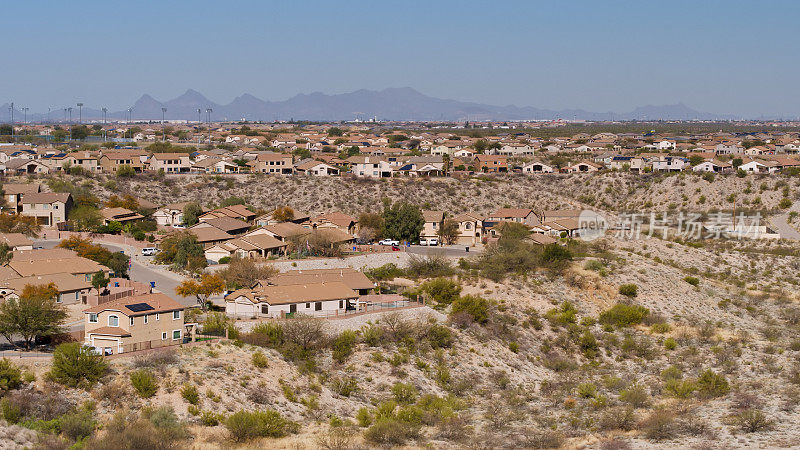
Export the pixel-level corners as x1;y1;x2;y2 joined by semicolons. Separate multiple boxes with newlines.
2;0;798;116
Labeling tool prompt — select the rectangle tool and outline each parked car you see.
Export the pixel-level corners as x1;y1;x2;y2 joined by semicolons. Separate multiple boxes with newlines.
172;224;186;229
423;238;439;246
379;239;400;246
141;247;158;256
391;245;401;251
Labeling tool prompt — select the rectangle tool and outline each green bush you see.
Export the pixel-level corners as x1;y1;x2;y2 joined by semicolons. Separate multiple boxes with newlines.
58;407;97;441
200;410;225;427
356;407;372;427
545;301;578;326
364;417;418;446
618;284;639;297
538;243;573;271
332;330;358;363
619;384;650;408
116;164;136;178
252;351;269;368
48;343;108;388
683;276;700;287
577;383;597;398
650;323;671;333
218;256;231;264
225;409;299;441
426;324;454;349
780;198;793;209
391;382;419;404
664;337;677;350
0;398;21;423
664;379;697;399
181;384;200;405
330;377;358;397
130;369;158;398
697;369;730;399
450;295;491;324
0;358;23;391
419;278;461;306
599;303;649;327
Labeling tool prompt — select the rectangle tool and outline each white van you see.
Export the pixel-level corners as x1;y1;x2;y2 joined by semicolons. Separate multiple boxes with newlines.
141;247;158;256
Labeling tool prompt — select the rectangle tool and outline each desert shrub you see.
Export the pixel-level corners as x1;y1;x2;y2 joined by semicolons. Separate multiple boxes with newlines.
48;343;108;388
225;409;299;441
218;256;231;264
579;330;599;358
538;243;573;271
392;382;419;404
0;358;23;391
618;284;639;297
200;410;225;427
280;316;328;361
599;406;636;431
523;430;566;449
545;301;578;326
683;276;700;287
735;409;773;433
577;383;597;398
130;369;158;398
0;398;21;423
330;377;358;397
406;254;454;278
58;407;97;441
419;278;461;306
201;312;236;336
664;379;697;399
245;322;285;347
640;410;677;441
364;263;404;281
361;323;385;347
664;337;677;350
426;324;454;349
450;295;491;325
696;369;730;399
620;384;650;408
252;351;269;368
181;384;200;405
332;330;358;363
650;322;671;333
356;407;372;427
87;406;188;449
132;350;178;369
599;303;649;327
364;417;418;446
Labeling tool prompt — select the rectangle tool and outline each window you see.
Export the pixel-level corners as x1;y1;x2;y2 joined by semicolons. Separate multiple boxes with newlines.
130;317;134;326
144;315;149;324
108;315;119;327
172;330;181;340
338;300;343;309
306;303;310;309
162;332;167;340
173;310;180;320
315;302;322;311
156;313;160;320
89;313;98;323
261;305;269;314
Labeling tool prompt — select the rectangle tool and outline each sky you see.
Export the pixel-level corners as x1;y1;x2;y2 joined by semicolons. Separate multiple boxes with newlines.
2;0;799;117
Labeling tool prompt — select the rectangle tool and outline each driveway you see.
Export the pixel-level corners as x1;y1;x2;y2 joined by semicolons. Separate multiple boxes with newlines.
769;214;800;240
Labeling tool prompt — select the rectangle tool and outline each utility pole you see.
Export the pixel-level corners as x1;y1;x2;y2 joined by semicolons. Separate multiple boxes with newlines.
9;102;13;141
161;107;167;141
77;103;83;124
102;107;108;142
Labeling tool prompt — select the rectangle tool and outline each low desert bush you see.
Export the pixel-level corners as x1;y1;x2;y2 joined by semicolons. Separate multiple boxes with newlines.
450;295;491;325
48;343;108;388
181;384;200;405
252;351;269;368
0;358;23;391
696;369;730;399
130;369;158;398
618;284;639;297
225;409;299;441
600;303;649;327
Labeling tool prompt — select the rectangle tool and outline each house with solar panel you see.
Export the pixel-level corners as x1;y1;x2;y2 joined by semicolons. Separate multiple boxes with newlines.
83;292;195;355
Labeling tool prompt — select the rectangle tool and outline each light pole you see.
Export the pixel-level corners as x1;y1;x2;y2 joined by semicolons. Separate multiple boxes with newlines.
127;108;133;139
206;108;212;123
68;107;73;123
77;103;83;124
161;107;167;141
22;107;28;124
102;107;108;142
63;108;67;123
9;102;13;140
197;108;201;124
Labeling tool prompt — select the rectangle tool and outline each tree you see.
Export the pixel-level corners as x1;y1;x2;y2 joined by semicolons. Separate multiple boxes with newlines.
219;196;246;208
273;206;295;223
327;127;345;137
58;236;129;277
437;218;459;245
358;212;384;241
0;283;67;349
0;214;41;237
176;273;225;310
105;194;139;211
116;165;136;178
91;270;110;294
0;125;12;136
732;158;743;169
70;125;90;140
0;243;12;266
155;231;206;271
67;206;103;232
48;342;108;388
689;155;704;166
217;257;278;290
381;200;424;243
182;203;203;226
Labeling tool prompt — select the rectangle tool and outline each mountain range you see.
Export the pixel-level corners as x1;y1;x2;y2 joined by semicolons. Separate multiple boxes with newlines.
0;87;740;122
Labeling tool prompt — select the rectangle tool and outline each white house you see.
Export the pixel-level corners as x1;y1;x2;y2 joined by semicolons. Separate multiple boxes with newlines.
522;161;555;174
224;282;359;318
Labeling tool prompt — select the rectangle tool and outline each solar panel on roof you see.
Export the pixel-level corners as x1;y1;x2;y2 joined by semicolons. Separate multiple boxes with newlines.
126;303;154;312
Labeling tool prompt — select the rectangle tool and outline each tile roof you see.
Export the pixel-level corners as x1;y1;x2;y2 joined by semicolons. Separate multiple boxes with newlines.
84;292;185;316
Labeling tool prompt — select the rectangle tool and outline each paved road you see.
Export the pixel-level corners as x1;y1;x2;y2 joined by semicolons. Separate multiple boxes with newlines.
406;244;483;258
768;214;800;240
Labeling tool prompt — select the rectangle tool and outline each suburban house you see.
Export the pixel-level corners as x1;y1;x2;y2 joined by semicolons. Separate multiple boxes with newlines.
309;212;358;235
98;150;148;173
474;154;508;173
249;153;294;174
294;160;340;176
192;157;241;174
225;281;359;318
100;207;144;225
348;156;394;178
267;268;375;295
420;210;445;244
146;153;192;173
193;217;251;236
83;292;190;355
198;204;256;223
153;202;194;227
564;161;602;173
522;161;555;174
249;222;312;242
63;152;101;173
9;248;111;279
486;208;541;226
452;213;484;246
651;156;689;172
0;233;34;250
204;233;287;262
693;159;732;173
3;159;50;175
2;183;40;213
20;192;72;227
0;273;92;304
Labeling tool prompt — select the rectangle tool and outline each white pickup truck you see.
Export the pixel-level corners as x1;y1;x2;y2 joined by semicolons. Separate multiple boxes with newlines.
378;239;400;246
